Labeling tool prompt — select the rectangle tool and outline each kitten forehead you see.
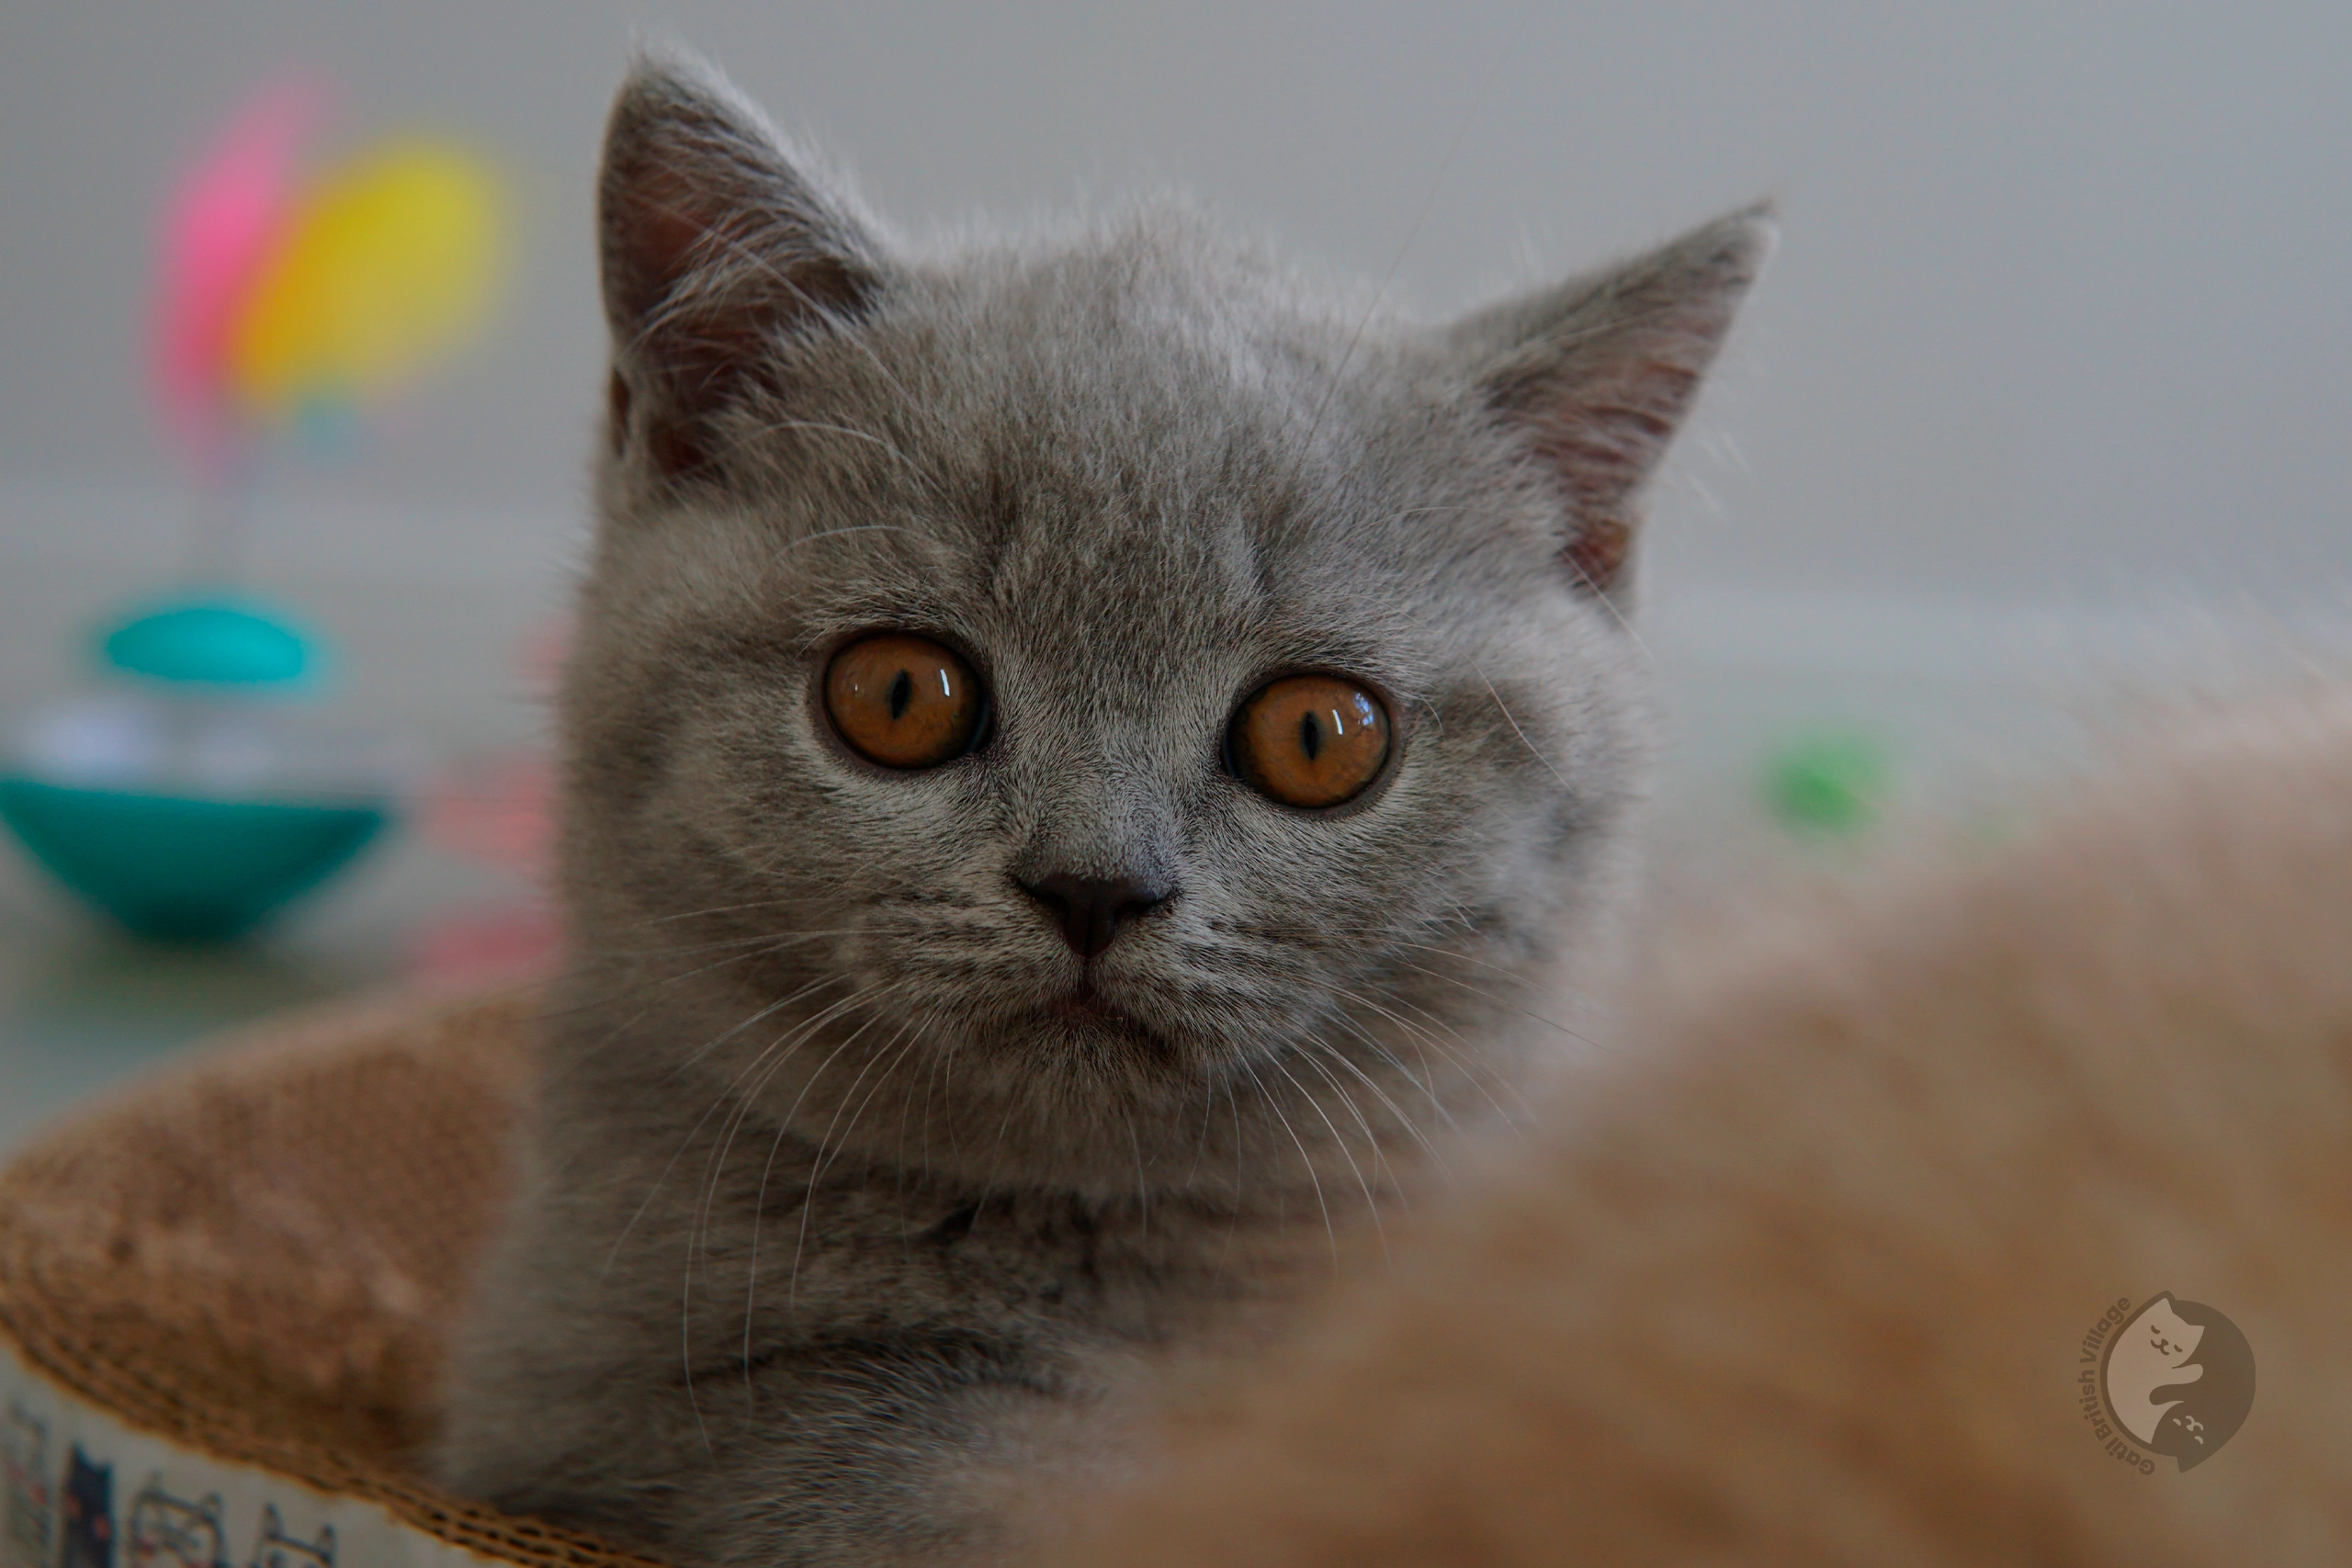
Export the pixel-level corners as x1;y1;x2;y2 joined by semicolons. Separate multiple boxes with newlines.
745;211;1487;690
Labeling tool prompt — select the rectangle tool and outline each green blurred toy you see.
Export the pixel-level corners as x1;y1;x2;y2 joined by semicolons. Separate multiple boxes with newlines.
1764;729;1897;838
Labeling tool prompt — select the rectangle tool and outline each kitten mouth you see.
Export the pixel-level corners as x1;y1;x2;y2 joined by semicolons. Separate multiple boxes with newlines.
1042;977;1149;1033
1046;983;1125;1024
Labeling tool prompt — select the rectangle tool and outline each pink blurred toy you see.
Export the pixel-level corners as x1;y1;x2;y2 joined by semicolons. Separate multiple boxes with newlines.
150;78;505;574
154;80;322;480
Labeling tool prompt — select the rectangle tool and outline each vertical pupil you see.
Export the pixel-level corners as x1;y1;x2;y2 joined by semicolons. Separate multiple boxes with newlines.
887;668;914;720
1298;709;1322;761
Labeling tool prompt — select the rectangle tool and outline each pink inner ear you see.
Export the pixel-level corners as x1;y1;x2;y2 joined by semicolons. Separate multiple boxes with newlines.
603;165;770;477
605;153;737;336
638;201;717;296
1521;350;1708;522
1476;209;1768;587
1561;513;1634;592
607;190;876;479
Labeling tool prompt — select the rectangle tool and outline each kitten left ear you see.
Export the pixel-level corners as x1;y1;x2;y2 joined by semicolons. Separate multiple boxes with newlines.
599;52;888;479
1451;205;1773;594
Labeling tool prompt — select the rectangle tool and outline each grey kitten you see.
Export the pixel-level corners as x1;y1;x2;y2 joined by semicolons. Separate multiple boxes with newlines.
436;51;1766;1568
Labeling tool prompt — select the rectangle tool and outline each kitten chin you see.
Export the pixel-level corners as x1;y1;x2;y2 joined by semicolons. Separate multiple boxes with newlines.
436;45;1765;1568
1043;679;2352;1568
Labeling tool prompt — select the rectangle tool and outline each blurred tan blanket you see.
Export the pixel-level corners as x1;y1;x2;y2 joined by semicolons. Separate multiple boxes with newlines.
1051;684;2352;1567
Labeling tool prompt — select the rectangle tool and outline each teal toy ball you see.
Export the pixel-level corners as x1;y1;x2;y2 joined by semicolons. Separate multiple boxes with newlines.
99;600;318;689
0;780;387;942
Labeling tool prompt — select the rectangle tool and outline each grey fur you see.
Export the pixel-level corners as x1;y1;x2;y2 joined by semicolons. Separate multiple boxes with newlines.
436;50;1768;1568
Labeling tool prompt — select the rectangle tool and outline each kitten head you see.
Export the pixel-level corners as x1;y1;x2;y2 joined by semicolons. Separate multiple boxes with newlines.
560;53;1767;1192
2141;1298;2205;1368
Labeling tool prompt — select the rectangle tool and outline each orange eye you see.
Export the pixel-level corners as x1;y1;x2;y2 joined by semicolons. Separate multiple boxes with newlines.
1229;674;1391;808
824;634;986;768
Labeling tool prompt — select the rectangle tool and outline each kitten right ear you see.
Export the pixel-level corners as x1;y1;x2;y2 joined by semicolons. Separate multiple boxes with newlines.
1449;206;1772;596
599;53;886;479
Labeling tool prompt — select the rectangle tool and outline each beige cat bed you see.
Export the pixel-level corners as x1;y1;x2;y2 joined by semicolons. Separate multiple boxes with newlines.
0;990;658;1568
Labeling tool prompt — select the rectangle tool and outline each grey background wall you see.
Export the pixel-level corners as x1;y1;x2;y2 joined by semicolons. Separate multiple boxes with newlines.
6;0;2350;609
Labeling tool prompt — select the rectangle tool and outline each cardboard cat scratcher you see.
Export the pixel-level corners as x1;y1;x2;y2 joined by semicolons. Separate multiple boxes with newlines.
0;991;650;1568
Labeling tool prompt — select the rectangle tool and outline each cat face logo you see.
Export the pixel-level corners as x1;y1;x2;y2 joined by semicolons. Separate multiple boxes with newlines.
2095;1294;2256;1472
126;1478;227;1568
247;1505;333;1568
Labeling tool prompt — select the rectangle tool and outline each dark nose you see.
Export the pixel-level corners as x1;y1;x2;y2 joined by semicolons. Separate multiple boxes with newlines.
1021;873;1172;960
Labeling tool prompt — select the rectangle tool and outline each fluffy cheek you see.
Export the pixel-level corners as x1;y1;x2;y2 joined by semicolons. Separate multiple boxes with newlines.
1168;822;1444;1032
756;784;1051;1011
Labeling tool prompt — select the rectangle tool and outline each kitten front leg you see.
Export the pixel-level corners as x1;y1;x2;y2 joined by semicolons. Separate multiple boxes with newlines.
445;1302;1092;1566
650;1335;1118;1568
441;1100;1137;1567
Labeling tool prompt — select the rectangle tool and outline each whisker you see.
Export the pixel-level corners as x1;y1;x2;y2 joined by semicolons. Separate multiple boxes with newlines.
682;980;894;1394
739;417;923;469
1238;1058;1338;1269
1311;1030;1445;1173
1389;956;1606;1063
1282;1053;1390;1258
1471;661;1568;789
699;982;898;1261
746;1014;919;1386
599;975;853;1275
1346;989;1530;1129
774;992;915;1314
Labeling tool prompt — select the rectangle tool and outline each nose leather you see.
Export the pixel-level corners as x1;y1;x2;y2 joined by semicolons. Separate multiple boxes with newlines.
1021;873;1172;959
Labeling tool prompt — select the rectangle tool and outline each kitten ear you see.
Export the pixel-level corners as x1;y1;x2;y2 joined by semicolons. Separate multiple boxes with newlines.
1452;205;1772;594
599;52;887;479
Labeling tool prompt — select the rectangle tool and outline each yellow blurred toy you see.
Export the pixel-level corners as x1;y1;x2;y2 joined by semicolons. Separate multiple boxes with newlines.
155;80;507;466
